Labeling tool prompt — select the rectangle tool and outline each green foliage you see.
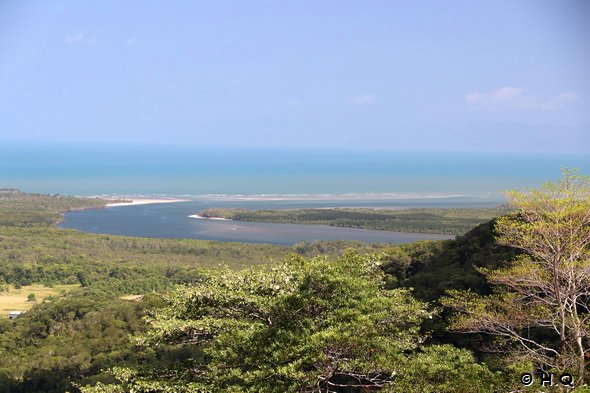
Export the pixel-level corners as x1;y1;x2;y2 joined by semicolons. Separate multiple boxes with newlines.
292;239;391;257
378;222;518;302
373;219;523;356
0;190;112;227
199;206;510;235
0;191;291;390
0;294;168;393
0;190;508;392
84;253;496;393
383;345;501;392
0;225;292;291
442;169;590;382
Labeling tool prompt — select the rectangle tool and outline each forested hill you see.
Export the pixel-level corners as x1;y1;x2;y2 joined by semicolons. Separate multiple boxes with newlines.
198;206;510;235
381;219;519;301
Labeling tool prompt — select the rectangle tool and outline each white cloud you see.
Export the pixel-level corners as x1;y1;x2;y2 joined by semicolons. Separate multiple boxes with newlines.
125;37;137;45
466;86;527;105
348;94;375;106
491;86;527;101
65;33;83;44
465;87;577;111
64;33;97;44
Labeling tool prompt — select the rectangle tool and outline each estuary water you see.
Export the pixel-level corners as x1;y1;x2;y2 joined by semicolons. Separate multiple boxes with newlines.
60;200;455;245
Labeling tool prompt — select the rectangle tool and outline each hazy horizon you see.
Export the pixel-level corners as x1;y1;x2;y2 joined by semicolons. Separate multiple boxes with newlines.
1;1;588;153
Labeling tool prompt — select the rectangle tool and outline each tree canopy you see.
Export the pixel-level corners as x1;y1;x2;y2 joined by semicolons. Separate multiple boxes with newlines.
443;169;590;384
84;252;497;393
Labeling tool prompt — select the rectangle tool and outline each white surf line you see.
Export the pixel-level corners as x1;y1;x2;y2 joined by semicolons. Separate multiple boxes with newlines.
105;198;191;207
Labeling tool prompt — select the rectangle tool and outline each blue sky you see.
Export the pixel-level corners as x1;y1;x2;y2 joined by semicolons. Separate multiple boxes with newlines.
0;0;588;152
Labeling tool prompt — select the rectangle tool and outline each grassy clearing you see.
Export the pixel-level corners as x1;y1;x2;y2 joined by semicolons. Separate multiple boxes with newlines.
0;284;79;317
120;294;145;301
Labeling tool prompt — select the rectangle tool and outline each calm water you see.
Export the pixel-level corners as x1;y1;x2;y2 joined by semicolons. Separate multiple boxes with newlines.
60;201;454;245
4;144;589;244
2;144;588;198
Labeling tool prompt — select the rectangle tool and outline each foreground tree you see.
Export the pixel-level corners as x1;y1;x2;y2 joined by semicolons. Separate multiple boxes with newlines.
83;252;496;392
443;169;590;382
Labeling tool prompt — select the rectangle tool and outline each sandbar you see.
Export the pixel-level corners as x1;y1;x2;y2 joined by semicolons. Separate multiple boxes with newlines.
188;214;231;221
104;198;190;207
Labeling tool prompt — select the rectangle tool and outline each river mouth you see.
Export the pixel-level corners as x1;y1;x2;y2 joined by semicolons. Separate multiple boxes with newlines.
59;200;457;245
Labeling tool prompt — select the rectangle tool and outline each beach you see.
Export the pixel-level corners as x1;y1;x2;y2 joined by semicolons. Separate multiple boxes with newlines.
188;214;231;220
104;198;190;207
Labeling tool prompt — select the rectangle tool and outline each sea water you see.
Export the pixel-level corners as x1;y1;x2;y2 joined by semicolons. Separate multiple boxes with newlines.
2;144;588;244
2;143;587;198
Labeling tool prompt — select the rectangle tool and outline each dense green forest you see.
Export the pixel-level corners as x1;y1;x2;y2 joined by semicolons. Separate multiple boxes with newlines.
1;177;588;392
198;206;510;235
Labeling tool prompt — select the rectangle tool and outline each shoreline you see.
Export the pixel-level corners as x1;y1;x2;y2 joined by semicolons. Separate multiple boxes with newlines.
188;214;232;221
54;197;190;227
104;198;191;207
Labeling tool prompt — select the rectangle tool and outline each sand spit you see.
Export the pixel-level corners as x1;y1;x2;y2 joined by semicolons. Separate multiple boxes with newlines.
188;214;231;221
104;198;190;207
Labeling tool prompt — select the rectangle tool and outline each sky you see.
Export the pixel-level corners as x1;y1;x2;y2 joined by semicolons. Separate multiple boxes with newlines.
0;0;588;152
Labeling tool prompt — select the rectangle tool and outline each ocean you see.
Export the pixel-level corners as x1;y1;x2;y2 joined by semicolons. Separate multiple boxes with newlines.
2;144;586;198
3;144;588;244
